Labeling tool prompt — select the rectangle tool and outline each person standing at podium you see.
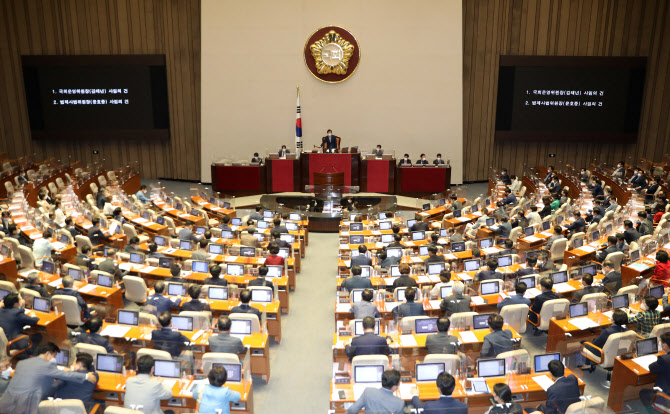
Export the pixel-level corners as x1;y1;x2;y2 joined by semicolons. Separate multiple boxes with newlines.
321;129;340;153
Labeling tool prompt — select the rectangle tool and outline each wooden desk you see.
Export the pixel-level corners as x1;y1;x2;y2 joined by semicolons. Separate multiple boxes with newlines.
29;310;68;345
94;371;253;414
0;257;19;288
122;212;169;237
190;196;237;219
608;353;661;411
153;199;206;226
546;311;613;354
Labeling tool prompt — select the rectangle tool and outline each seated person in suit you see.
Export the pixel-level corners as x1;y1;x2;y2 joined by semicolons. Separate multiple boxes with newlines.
77;317;114;353
545;226;564;251
351;245;372;267
230;289;262;320
167;263;184;282
528;277;560;325
63;217;80;237
75;245;92;267
428;233;439;246
430;270;453;298
439;281;471;316
500;168;511;185
321;130;339;152
425;317;459;354
393;287;425;318
423;245;445;266
399;154;412;165
600;260;622;294
571;273;600;303
411;372;467;414
640;332;670;412
0;293;40;353
536;251;556;273
614;233;629;254
191;239;210;261
416;153;429;165
124;237;140;254
342;265;373;291
372;145;383;156
510;175;521;193
251;152;262;164
146;281;181;315
271;230;291;248
629;295;661;336
350;289;381;319
209;316;246;354
485;383;523;414
410;217;430;232
151;311;190;358
449;194;463;211
387;233;405;248
389;263;418;292
481;314;514;358
52;352;99;412
565;210;586;235
638;211;654;236
501;188;517;205
248;265;274;288
203;264;228;286
377;251;400;269
539;197;552;219
344;316;390;360
147;242;165;259
181;284;211;312
498;239;516;256
272;217;288;234
582;309;627;371
490;216;512;238
433;153;446;165
97;248;128;282
528;360;580;414
178;221;201;244
447;227;463;243
135;185;151;204
53;275;92;319
240;226;261;248
112;208;126;226
217;214;232;231
24;272;48;298
249;206;264;221
347;369;403;414
516;256;538;276
476;259;504;282
623;220;641;244
278;145;290;157
497;282;531;311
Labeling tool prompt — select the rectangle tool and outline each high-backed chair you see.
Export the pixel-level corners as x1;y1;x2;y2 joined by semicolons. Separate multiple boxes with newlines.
17;245;35;269
423;354;461;375
649;323;670;338
497;349;530;372
580;292;608;311
549;238;568;263
179;311;212;331
38;399;93;414
122;224;150;244
351;355;390;375
500;304;529;334
604;251;625;272
508;227;522;244
51;295;86;327
201;352;241;374
528;299;569;332
137;348;172;362
75;235;95;252
581;330;636;387
0;327;31;361
450;312;478;330
122;276;147;304
229;314;261;333
139;312;159;327
74;343;108;363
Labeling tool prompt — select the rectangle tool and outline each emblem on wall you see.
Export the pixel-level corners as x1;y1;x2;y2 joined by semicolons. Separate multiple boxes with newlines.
304;26;360;83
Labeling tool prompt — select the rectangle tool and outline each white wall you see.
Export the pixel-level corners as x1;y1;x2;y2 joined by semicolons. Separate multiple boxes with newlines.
201;0;463;184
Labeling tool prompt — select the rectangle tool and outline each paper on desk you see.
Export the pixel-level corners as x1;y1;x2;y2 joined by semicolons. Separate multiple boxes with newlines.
385;302;400;311
372;231;382;236
457;273;472;281
428;275;442;283
48;278;63;287
145;221;156;227
187;379;208;393
569;317;600;330
344;261;351;267
336;303;352;313
438;239;449;245
52;242;67;250
457;217;469;222
341;231;350;236
375;242;385;248
540;231;553;237
471;296;485;305
483;247;499;255
444;254;457;260
100;325;131;338
161;379;178;390
553;283;573;293
404;241;415;247
525;288;541;298
532;375;555;391
633;355;658;371
225;256;239;262
410;257;423;264
78;284;96;293
417;276;432;284
256;258;266;264
383;277;394;286
340;244;349;250
143;266;157;273
580;245;597;253
119;263;132;272
20;225;34;231
629;263;650;271
400;335;418;346
524;235;541;243
398;383;416;400
459;331;479;343
162;248;176;254
602;311;614;318
428;300;442;309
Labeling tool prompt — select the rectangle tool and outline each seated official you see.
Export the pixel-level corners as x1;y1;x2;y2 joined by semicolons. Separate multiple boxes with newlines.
102;196;114;216
241;226;261;248
192;365;242;414
271;230;291;248
410;217;430;232
528;360;580;414
209;316;246;355
251;152;262;164
377;251;400;269
345;317;390;360
497;282;531;311
423;245;445;266
249;265;274;288
476;259;504;282
416;153;429;165
600;260;622;294
0;293;40;353
249;206;263;221
136;185;151;204
230;289;262;320
539;197;552;219
411;372;467;414
192;239;211;261
347;369;404;414
124;236;141;254
498;239;516;256
272;217;288;234
53;276;92;319
629;295;661;336
510;175;521;193
582;309;627;371
350;289;381;319
490;216;512;238
439;281;471;316
425;317;459;354
124;355;173;413
528;277;560;325
481;314;514;358
265;243;285;268
501;188;517;205
433;153;446;165
342;265;373;291
95;187;106;210
565;210;586;234
615;233;629;254
640;332;670;412
500;168;511;185
321;130;339;152
98;248;128;281
387;233;405;249
278;145;290;157
178;221;201;244
76;317;114;353
571;273;600;303
52;352;99;412
447;227;463;243
536;251;556;273
147;242;165;259
623;220;641;244
351;245;372;267
181;285;211;312
545;226;563;251
24;272;48;298
485;383;523;414
203;264;228;287
399;154;412;165
32;230;55;267
654;250;670;287
218;214;232;231
388;263;418;292
516;256;538;277
430;270;453;298
63;217;80;237
393;287;426;318
638;211;654;236
112;207;126;225
146;281;181;315
152;312;190;358
449;194;463;211
75;245;92;267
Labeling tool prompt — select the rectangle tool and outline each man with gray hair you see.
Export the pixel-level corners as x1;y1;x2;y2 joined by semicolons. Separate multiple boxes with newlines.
25;272;47;298
53;275;91;318
439;281;471;316
241;225;261;248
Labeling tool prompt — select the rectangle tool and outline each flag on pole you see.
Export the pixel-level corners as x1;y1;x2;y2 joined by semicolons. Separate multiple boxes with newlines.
295;87;303;153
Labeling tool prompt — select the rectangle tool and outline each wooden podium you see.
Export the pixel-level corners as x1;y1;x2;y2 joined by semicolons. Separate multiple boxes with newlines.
313;171;344;199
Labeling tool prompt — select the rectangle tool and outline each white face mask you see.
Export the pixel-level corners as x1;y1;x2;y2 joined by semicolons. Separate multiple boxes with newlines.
1;367;12;379
328;133;332;137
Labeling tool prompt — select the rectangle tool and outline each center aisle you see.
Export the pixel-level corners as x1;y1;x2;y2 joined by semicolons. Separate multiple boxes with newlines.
253;232;338;414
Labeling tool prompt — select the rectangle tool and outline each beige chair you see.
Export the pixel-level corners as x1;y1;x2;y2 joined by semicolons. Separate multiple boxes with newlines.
568;232;585;249
0;327;31;360
138;312;159;327
48;182;58;195
38;399;92;414
90;182;98;194
0;281;17;294
55;177;65;189
604;251;625;272
549;238;568;262
137;348;172;361
423;354;461;375
580;292;608;311
122;224;150;243
201;352;241;375
351;355;390;376
650;323;670;338
164;216;177;237
51;295;86;326
75;235;95;251
107;171;118;181
4;181;14;195
179;310;212;331
508;226;522;243
500;304;529;334
229;314;261;333
616;285;639;300
564;397;605;414
582;330;636;387
123;276;147;304
450;312;478;330
528;299;569;332
399;316;434;332
74;343;108;363
497;349;530;372
105;407;143;414
98;176;107;187
19;287;40;307
17;245;35;269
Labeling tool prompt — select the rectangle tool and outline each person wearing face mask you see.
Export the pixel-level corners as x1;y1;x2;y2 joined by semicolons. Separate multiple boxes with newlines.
416;153;429;165
485;383;523;414
51;352;99;411
640;332;670;413
612;161;625;179
278;145;290;157
0;359;12;396
320;129;340;153
399;153;412;166
629;295;661;336
433;153;446;165
372;144;384;157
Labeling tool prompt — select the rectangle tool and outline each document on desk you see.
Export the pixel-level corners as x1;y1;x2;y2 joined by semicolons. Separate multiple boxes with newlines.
336;303;352;313
399;335;418;347
532;375;555;391
143;266;157;273
457;273;472;281
458;331;479;343
444;254;457;260
397;383;415;400
456;217;470;222
52;242;67;250
629;263;650;271
417;276;432;284
187;379;209;393
569;317;600;330
119;263;132;272
540;231;553;237
525;288;541;298
162;248;177;254
340;231;349;236
100;325;131;338
344;260;351;267
340;244;349;250
553;283;573;293
383;277;394;286
580;245;597;253
471;296;485;305
375;242;385;249
385;302;400;311
410;257;423;264
632;355;658;371
523;235;541;243
256;258;266;264
225;256;239;262
602;311;614;318
483;247;499;255
428;275;442;283
372;231;382;236
48;278;63;288
404;241;415;247
428;300;442;309
78;284;97;294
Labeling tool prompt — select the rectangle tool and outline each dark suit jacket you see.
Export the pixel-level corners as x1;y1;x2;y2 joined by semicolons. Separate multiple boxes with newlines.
53;369;99;411
87;226;107;246
181;299;211;312
146;294;178;316
389;275;418;292
529;291;561;323
0;307;39;341
399;159;412;165
65;225;80;237
433;159;445;165
351;255;372;267
75;253;91;267
546;375;581;414
601;270;622;293
321;135;339;149
248;277;274;288
539;205;552;218
345;332;389;359
476;270;504;281
571;285;600;303
497;294;531;311
411;395;468;414
440;294;471;316
203;277;228;286
53;288;90;318
624;228;641;244
78;332;114;353
416;159;429;165
567;217;586;232
393;302;425;318
410;222;430;232
590;325;626;354
650;354;670;394
597;245;619;262
151;327;190;358
341;276;373;291
516;267;537;277
230;303;262;320
95;192;106;209
500;173;511;185
24;284;48;298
